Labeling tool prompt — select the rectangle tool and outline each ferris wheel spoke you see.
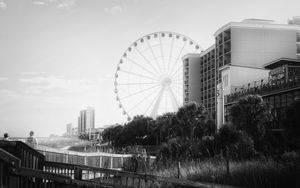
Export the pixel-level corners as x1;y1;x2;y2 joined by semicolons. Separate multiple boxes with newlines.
167;36;175;72
150;87;165;118
134;46;161;75
170;64;183;78
120;84;161;100
145;39;163;74
119;70;158;81
164;89;167;113
173;71;184;80
172;85;183;96
117;82;160;86
169;41;187;75
159;35;165;72
127;86;161;113
172;77;183;81
168;87;179;110
143;87;163;116
173;82;183;87
125;56;159;78
172;83;183;90
169;96;177;112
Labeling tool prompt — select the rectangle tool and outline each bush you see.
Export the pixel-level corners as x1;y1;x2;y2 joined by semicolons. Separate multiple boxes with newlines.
217;125;256;160
281;151;300;163
216;124;239;151
152;159;300;188
234;132;256;159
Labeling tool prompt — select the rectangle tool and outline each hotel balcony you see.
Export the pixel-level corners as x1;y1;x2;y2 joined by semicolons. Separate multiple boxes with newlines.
225;75;300;104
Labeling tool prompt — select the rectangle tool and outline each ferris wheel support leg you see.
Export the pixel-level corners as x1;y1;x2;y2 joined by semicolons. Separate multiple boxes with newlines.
150;87;165;118
168;87;179;109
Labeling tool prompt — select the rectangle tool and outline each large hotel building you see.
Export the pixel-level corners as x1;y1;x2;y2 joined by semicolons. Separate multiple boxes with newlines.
183;17;300;128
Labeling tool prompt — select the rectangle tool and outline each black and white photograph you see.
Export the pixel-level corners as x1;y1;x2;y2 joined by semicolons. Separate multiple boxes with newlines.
0;0;300;187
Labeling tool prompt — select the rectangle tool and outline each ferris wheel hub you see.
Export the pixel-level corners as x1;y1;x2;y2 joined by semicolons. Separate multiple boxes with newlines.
161;77;172;87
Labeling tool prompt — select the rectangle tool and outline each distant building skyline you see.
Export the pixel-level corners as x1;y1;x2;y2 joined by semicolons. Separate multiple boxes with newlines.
66;123;72;135
78;107;95;134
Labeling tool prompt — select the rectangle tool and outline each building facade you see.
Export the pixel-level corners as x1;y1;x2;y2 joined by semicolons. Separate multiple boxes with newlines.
66;123;72;135
78;107;95;134
223;58;300;128
183;45;216;119
183;17;300;126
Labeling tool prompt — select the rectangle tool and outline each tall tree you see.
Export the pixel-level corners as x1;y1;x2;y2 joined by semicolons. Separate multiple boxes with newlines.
230;95;272;146
176;101;207;142
284;99;300;150
121;115;155;146
155;112;176;144
102;125;123;146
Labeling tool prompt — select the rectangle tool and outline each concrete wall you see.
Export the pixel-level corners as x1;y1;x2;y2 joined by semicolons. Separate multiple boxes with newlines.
221;65;269;96
231;27;298;68
187;56;202;105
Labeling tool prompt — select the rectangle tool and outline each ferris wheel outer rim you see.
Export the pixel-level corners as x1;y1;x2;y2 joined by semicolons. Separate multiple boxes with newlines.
114;31;203;121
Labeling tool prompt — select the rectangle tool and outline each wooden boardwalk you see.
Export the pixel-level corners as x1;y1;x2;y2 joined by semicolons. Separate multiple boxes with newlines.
0;141;241;188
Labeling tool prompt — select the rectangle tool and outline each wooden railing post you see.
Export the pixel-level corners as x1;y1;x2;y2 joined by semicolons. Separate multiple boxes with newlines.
84;155;87;166
65;153;68;163
121;156;124;169
110;156;113;169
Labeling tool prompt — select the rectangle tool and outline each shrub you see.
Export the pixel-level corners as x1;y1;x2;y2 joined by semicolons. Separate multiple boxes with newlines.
281;151;300;163
234;132;256;159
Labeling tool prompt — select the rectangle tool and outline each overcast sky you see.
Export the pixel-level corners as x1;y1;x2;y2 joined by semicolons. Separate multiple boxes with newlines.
0;0;299;137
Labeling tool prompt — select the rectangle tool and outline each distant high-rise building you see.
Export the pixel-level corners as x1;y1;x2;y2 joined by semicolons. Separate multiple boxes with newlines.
78;116;81;133
86;107;95;131
77;107;95;134
66;123;72;135
183;45;216;119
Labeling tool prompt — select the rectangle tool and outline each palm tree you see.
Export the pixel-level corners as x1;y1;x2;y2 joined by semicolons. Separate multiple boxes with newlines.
155;112;176;144
230;94;272;148
176;101;207;143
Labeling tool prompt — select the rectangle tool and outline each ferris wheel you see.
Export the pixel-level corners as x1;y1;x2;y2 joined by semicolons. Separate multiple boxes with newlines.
114;31;202;121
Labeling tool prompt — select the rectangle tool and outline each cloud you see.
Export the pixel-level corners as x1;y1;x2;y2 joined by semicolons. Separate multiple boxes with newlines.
31;0;76;9
21;71;46;76
0;77;8;82
19;77;48;84
57;0;75;9
0;1;7;10
33;1;46;5
104;5;123;14
19;76;103;95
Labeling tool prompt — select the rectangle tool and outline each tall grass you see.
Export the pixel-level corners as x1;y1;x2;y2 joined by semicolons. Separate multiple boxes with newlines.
152;159;300;188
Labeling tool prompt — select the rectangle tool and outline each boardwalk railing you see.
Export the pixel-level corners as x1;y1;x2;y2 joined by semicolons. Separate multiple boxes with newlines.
1;140;241;188
0;147;119;188
36;145;156;171
0;140;45;170
44;160;236;188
